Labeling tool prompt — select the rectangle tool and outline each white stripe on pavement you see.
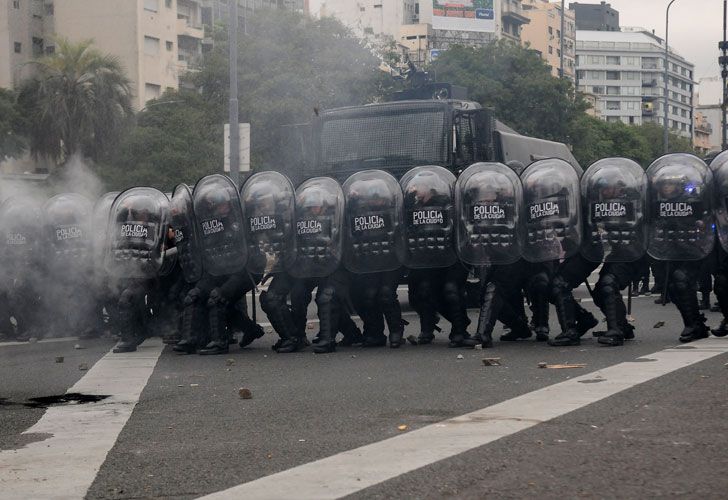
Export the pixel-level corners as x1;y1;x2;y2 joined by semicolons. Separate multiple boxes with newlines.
0;338;164;499
200;338;728;500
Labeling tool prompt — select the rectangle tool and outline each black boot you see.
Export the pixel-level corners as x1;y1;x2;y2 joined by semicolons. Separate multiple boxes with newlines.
699;292;711;311
199;295;229;355
339;315;364;347
239;323;264;348
672;278;710;344
113;310;138;353
313;286;338;354
548;282;580;347
711;319;728;337
574;300;599;336
596;280;625;347
475;281;500;348
174;301;203;354
499;300;532;341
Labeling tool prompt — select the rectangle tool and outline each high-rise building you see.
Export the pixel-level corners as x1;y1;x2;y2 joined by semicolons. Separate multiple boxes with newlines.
0;0;209;108
0;0;55;89
575;28;695;138
521;0;576;80
569;1;618;31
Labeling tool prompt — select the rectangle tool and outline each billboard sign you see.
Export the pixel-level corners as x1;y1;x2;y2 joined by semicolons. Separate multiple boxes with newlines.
431;0;496;33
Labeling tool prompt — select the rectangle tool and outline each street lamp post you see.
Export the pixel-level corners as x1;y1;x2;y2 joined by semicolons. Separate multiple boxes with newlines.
228;0;240;186
663;0;678;155
560;0;565;78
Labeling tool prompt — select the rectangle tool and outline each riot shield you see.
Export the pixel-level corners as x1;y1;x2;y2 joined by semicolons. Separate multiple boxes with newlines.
170;184;203;283
241;171;295;275
581;158;648;263
400;165;458;269
342;169;404;274
521;158;582;263
192;174;247;276
0;197;43;282
92;192;119;271
42;193;93;276
647;153;714;261
286;176;344;279
106;187;170;278
709;150;728;172
455;162;524;266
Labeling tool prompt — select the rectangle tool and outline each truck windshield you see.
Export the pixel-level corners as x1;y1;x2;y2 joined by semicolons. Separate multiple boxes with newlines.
319;109;448;169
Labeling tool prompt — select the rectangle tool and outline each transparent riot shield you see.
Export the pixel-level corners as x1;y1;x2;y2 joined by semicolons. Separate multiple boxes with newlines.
106;187;170;278
170;184;203;283
192;174;247;276
647;153;714;261
400;165;458;269
286;176;344;279
580;158;648;263
455;162;524;266
241;171;295;275
521;158;582;263
0;197;43;282
342;169;404;274
42;194;93;276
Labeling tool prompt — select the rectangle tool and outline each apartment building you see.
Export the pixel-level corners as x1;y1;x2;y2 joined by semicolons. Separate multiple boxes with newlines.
569;1;618;32
694;111;714;156
521;0;576;80
0;0;208;108
696;104;723;153
575;29;695;138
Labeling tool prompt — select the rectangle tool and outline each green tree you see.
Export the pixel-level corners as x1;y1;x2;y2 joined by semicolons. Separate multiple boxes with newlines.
17;37;133;165
0;88;27;161
99;91;222;191
186;12;395;168
430;41;588;142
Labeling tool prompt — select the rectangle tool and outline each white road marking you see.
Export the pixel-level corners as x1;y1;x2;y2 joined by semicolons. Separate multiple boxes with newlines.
201;338;728;500
0;339;164;499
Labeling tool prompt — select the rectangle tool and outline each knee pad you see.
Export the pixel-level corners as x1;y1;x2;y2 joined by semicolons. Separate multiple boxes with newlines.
669;269;692;293
595;273;619;307
441;281;461;305
183;287;201;307
315;285;336;308
207;288;228;309
548;275;569;301
260;290;282;312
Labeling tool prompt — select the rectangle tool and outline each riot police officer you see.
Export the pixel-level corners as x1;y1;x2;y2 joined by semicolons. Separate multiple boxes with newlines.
647;154;714;343
403;166;474;347
343;170;406;348
580;158;648;346
708;150;728;337
106;187;172;353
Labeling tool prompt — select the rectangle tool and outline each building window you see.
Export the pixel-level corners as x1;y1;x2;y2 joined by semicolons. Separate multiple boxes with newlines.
606;116;620;123
144;36;160;55
14;42;21;53
548;26;553;35
13;0;19;8
681;109;687;118
548;46;553;54
629;116;635;124
623;56;637;66
681;123;687;131
165;0;172;7
166;41;173;51
144;0;158;12
606;86;620;95
145;83;161;100
622;71;639;80
606;56;620;65
45;3;54;15
45;45;55;55
576;70;586;80
587;70;604;79
556;30;561;39
606;71;620;80
592;86;604;94
606;101;621;110
557;49;561;58
32;37;44;57
587;55;604;64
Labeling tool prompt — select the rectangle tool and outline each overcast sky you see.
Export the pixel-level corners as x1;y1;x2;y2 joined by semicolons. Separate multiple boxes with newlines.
587;0;724;104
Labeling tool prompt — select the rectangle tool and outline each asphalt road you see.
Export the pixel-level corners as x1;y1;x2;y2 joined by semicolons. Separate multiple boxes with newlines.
1;286;727;500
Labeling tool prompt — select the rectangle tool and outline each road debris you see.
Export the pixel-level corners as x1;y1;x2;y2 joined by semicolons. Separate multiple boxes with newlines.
653;321;665;328
456;354;464;360
226;359;235;366
190;383;199;387
55;356;64;363
397;425;408;431
73;344;84;350
539;363;586;369
482;358;501;366
78;363;89;371
238;388;252;399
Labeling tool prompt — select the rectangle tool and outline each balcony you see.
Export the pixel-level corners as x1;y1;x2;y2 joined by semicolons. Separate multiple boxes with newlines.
177;17;204;40
642;79;657;87
502;2;530;26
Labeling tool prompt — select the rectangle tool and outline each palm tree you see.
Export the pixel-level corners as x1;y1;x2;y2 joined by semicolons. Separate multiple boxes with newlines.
18;37;133;165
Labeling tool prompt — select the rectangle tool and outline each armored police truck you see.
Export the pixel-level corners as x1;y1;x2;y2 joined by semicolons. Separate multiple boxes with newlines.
278;83;580;185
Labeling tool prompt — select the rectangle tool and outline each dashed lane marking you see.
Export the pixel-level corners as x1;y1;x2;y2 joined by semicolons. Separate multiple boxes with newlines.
200;338;728;500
